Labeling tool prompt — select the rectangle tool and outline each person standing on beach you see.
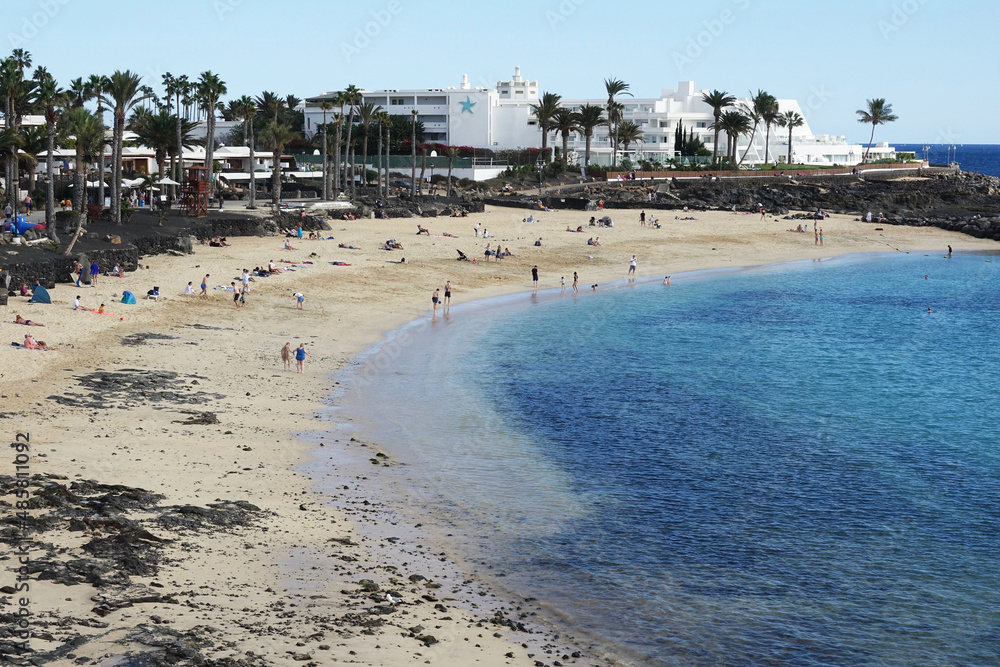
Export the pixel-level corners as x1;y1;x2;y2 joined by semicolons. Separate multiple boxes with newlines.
200;274;210;297
295;343;310;373
814;226;819;245
819;227;824;246
90;261;99;286
294;292;304;309
280;342;292;371
443;281;452;306
948;245;953;257
640;210;646;226
531;265;539;288
73;261;83;288
760;206;766;220
241;269;251;294
474;223;479;237
629;255;637;276
572;271;579;293
432;288;440;315
231;282;241;308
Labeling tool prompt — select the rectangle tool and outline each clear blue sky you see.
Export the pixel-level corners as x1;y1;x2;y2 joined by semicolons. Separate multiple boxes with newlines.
12;0;999;144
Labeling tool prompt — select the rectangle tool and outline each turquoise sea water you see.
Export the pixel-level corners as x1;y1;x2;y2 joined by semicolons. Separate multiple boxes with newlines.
332;252;1000;666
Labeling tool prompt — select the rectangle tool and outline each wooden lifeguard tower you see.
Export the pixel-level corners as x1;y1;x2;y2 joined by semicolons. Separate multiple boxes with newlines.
182;165;212;218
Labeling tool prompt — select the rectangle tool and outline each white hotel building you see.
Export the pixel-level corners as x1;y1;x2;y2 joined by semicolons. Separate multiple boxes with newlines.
308;67;893;169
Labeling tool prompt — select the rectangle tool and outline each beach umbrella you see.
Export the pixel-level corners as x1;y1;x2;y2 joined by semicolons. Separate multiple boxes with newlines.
158;177;181;186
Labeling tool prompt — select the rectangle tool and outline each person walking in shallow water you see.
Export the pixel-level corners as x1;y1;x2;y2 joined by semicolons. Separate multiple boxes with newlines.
531;265;539;288
432;288;440;315
628;255;637;276
572;271;579;293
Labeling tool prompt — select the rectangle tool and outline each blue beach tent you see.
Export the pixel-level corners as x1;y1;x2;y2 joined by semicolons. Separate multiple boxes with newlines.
121;290;136;304
28;285;51;304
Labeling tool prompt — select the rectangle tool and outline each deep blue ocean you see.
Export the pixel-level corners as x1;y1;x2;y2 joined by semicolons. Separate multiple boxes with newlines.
895;143;1000;177
334;252;1000;666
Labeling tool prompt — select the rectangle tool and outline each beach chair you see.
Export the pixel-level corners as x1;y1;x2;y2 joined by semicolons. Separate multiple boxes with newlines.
456;249;469;261
146;286;160;301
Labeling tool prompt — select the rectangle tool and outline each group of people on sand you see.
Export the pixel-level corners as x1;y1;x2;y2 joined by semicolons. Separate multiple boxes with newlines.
280;341;310;373
431;281;453;315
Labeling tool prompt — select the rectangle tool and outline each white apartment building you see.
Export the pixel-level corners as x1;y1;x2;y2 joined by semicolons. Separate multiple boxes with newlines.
305;69;894;168
305;67;540;150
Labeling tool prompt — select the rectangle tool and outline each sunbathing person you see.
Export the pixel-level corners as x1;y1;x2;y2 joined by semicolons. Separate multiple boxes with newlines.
14;315;44;326
24;334;51;350
416;225;430;235
338;243;360;249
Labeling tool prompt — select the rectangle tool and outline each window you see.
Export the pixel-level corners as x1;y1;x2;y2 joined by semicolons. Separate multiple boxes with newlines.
696;122;706;128
391;98;405;106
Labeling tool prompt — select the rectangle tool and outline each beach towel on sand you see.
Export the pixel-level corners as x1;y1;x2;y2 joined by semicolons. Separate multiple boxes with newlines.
28;285;51;304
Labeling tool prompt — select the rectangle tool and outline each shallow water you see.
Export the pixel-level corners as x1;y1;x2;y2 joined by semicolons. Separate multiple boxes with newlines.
331;252;1000;666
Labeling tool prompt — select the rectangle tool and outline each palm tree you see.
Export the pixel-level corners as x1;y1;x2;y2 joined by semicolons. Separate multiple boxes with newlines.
341;84;362;195
856;98;898;162
530;92;562;161
616;120;644;159
230;95;258;208
715;110;751;165
552;108;579;164
197;71;227;171
130;108;201;182
760;99;782;165
34;70;65;231
85;75;110;207
0;57;37;207
264;122;295;207
410;109;418;199
317;100;333;199
18;125;45;196
575;104;606;166
356;102;378;190
738;90;776;165
445;146;460;198
61;107;100;254
778;110;805;165
603;78;631;166
701;89;736;165
332;91;348;195
100;70;150;224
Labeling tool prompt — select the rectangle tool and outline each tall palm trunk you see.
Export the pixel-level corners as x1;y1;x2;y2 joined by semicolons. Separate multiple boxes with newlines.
375;121;382;200
410;121;417;199
763;123;771;164
174;92;182;199
332;123;341;196
45;119;56;233
272;150;281;207
73;142;84;215
321;111;328;200
585;133;593;166
360;130;369;193
97;103;106;209
712;111;722;164
111;111;122;223
788;126;795;164
343;107;355;194
383;121;390;199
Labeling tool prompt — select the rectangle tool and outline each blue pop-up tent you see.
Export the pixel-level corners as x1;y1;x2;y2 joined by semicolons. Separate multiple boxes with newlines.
121;290;136;304
28;285;51;304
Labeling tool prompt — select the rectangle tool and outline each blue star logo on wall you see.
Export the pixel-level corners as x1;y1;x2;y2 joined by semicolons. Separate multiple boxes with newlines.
460;96;476;114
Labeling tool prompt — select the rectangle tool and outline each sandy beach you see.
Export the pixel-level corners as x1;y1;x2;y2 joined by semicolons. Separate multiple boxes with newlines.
4;204;998;666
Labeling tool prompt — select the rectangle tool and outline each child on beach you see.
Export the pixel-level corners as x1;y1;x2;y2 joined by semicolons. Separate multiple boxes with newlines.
294;292;304;309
